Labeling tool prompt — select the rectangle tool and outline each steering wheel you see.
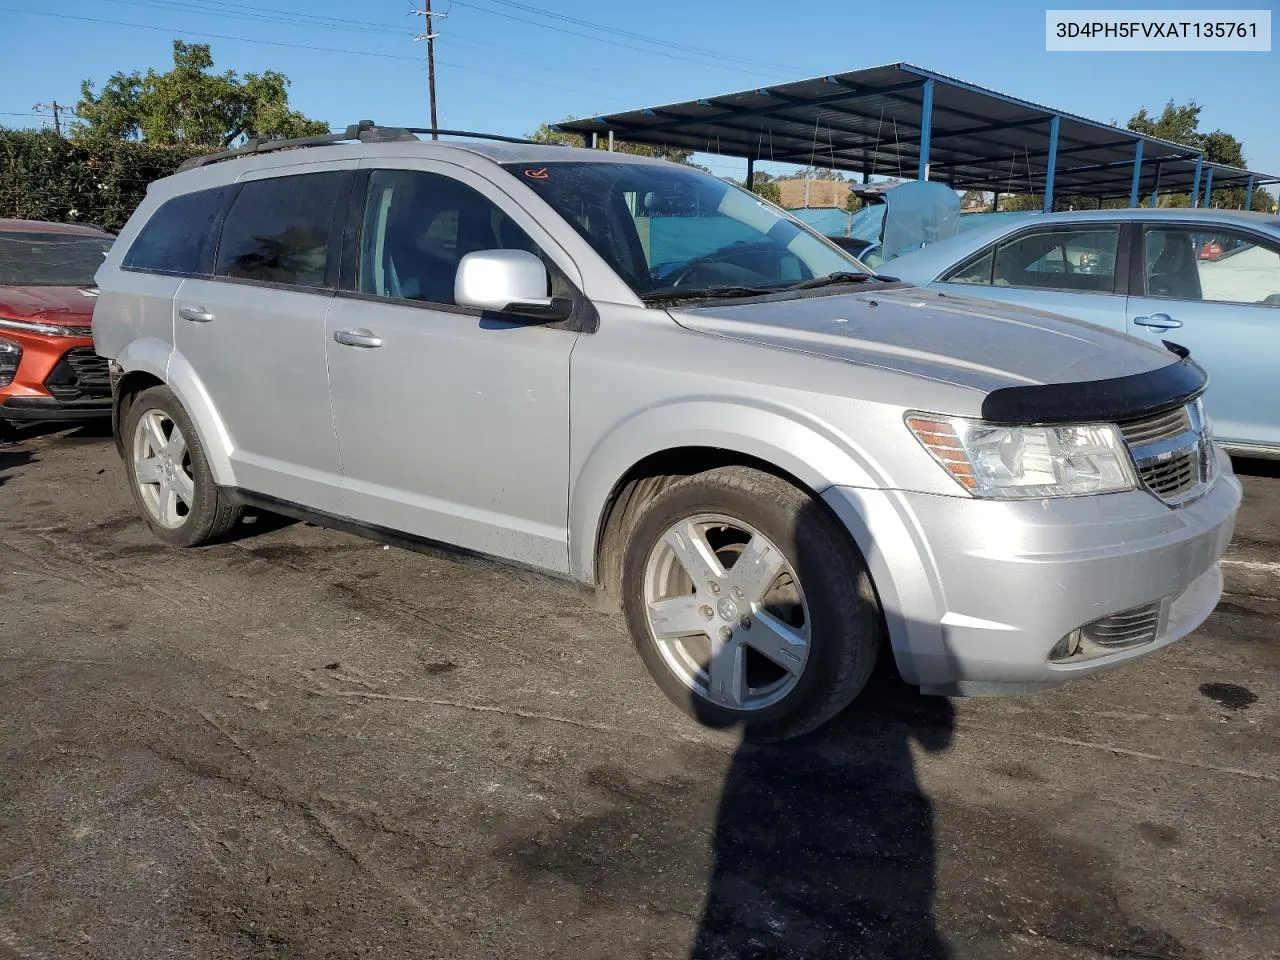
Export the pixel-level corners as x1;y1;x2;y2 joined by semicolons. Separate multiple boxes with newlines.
663;247;771;288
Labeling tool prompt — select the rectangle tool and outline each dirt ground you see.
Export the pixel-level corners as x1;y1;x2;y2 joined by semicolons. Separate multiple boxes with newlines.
1;424;1277;960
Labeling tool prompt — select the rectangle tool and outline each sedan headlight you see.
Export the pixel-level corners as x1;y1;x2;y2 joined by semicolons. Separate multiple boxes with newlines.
907;413;1137;499
0;316;87;337
0;336;21;386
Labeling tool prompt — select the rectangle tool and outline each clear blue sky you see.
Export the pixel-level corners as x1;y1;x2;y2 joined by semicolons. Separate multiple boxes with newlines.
2;0;1277;183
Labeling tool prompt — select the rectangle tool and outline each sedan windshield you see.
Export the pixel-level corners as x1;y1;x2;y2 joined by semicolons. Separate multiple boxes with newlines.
502;161;870;298
0;231;114;287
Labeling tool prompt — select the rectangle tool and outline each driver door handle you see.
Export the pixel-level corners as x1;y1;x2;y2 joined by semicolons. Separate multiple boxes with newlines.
1133;312;1181;330
333;328;383;348
179;306;215;323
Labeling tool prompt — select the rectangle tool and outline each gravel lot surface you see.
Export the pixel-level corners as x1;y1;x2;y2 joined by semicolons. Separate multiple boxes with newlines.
1;426;1276;960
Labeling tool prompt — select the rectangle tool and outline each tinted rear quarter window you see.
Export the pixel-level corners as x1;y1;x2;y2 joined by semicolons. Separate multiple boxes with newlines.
215;172;345;289
123;186;233;275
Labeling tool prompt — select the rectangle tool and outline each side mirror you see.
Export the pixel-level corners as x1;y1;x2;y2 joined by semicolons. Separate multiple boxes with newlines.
454;249;571;321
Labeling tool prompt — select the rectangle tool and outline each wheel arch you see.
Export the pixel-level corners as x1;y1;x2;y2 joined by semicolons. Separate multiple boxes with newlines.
570;401;888;595
111;339;236;486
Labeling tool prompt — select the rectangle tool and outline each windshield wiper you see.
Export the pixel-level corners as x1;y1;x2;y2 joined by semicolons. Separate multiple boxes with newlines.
640;284;780;302
786;271;896;290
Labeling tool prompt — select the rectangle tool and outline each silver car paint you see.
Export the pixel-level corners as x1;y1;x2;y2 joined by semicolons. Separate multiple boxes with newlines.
93;140;1242;694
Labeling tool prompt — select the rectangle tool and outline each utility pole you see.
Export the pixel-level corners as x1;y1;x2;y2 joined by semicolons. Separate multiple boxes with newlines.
33;101;64;136
412;2;444;139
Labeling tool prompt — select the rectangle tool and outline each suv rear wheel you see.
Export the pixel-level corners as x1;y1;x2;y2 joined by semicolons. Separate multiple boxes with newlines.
620;466;882;741
123;385;241;546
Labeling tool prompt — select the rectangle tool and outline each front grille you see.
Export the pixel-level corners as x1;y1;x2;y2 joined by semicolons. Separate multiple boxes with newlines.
44;347;111;402
1080;602;1162;650
1138;451;1199;499
1119;406;1190;446
1118;403;1211;506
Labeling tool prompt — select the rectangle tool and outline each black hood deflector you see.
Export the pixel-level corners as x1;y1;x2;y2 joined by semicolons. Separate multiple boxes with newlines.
981;351;1207;425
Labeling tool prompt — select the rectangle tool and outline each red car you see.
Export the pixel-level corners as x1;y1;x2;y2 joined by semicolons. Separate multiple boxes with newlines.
0;219;115;427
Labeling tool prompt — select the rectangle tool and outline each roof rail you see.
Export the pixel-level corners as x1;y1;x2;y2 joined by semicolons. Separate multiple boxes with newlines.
176;124;539;172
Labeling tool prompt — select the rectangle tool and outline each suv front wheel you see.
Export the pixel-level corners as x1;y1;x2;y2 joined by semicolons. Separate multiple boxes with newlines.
620;466;882;741
123;385;241;546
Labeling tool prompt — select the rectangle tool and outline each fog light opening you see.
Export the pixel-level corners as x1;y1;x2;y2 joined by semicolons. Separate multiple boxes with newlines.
1050;629;1082;662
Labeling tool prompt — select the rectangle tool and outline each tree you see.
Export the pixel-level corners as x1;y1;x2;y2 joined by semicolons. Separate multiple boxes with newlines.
749;171;780;204
529;123;697;166
1125;100;1274;211
74;40;327;149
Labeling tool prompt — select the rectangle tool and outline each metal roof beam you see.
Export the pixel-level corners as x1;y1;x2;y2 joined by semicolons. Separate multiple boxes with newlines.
586;78;928;137
926;138;1162;173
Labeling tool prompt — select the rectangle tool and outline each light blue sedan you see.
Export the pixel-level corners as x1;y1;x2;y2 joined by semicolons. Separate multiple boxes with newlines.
888;209;1280;457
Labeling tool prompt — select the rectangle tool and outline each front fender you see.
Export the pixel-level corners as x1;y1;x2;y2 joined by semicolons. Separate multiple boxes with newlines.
115;339;237;488
567;397;890;584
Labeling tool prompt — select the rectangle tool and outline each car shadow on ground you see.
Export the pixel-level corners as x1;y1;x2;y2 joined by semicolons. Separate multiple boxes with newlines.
0;446;36;486
688;494;956;958
690;678;955;959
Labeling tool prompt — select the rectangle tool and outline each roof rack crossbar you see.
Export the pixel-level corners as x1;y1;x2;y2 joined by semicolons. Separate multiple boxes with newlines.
175;123;540;171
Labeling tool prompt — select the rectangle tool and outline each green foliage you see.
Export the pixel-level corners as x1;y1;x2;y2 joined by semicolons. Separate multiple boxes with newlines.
75;40;327;149
1125;100;1273;210
528;123;697;166
0;128;197;232
749;172;781;204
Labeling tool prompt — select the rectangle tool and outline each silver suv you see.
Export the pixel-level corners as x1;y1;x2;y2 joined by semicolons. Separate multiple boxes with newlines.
92;125;1241;741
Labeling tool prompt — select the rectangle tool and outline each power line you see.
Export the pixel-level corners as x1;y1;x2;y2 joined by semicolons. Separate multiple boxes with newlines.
0;7;618;97
439;0;780;77
90;0;657;93
455;0;793;72
31;101;66;135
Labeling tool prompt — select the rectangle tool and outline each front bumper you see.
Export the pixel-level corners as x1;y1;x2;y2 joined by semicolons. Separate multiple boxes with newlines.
0;334;111;424
0;395;111;422
823;447;1241;695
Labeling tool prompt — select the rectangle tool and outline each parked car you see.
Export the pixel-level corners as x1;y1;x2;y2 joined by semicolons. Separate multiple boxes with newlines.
92;126;1240;741
0;219;115;427
887;208;1280;457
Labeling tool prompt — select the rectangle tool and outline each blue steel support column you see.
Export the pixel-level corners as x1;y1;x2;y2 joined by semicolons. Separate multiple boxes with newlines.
1202;167;1214;207
745;157;754;194
1151;162;1162;207
1191;155;1203;207
1042;114;1060;213
1244;175;1255;210
917;78;934;181
1128;139;1144;207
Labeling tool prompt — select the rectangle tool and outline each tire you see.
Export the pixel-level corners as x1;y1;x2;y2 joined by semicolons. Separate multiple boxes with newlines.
122;385;241;546
620;466;882;742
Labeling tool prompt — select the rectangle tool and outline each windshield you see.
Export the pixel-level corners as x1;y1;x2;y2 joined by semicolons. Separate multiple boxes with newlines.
502;161;869;298
0;231;114;287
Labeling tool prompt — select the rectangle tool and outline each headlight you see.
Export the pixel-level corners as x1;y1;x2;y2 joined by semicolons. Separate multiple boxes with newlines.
907;413;1137;499
0;336;21;386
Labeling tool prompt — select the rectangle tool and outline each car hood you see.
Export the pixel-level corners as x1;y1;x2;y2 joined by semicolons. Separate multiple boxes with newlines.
0;285;98;327
669;285;1177;394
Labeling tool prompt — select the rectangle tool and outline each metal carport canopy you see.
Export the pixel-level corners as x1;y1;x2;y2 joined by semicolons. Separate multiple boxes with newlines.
554;63;1278;211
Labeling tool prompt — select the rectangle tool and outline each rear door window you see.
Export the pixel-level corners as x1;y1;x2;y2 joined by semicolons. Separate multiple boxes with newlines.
1142;226;1280;306
214;172;345;289
989;227;1120;293
123;186;233;276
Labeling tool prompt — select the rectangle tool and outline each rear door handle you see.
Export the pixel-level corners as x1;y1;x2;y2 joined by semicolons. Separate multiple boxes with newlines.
333;328;383;348
1133;312;1181;330
179;306;215;323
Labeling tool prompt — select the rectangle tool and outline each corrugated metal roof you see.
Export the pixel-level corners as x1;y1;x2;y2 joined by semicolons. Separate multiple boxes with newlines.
555;63;1277;199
